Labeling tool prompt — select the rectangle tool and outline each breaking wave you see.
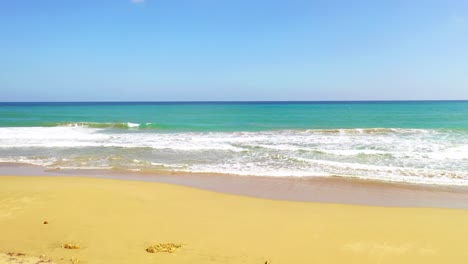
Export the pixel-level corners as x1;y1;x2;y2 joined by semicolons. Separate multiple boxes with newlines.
0;126;467;185
56;122;164;129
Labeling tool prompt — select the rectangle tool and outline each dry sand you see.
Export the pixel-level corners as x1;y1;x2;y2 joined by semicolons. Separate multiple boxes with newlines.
1;176;468;264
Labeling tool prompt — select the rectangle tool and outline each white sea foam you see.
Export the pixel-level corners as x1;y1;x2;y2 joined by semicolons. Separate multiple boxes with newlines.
0;126;467;185
127;122;140;128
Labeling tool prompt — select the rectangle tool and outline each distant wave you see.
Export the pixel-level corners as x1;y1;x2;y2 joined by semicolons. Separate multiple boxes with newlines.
0;121;466;136
52;124;468;134
56;122;164;129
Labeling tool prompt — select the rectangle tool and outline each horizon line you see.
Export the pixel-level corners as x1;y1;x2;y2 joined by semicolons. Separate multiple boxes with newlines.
1;99;468;104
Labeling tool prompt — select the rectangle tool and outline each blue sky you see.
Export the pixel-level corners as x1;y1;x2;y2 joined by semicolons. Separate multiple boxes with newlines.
1;0;467;101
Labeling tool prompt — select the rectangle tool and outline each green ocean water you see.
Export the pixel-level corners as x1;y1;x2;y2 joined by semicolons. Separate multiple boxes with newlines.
1;101;468;131
0;101;467;185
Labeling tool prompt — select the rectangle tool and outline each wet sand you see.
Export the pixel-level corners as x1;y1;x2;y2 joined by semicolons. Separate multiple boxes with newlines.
1;163;468;209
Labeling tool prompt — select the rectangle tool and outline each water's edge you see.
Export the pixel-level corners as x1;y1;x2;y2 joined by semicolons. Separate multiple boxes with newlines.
2;162;468;209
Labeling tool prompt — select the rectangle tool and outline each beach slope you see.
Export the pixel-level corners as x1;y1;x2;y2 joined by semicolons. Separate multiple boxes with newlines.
1;176;467;264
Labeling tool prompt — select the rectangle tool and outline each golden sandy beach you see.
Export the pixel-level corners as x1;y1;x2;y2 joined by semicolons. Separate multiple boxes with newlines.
1;176;468;264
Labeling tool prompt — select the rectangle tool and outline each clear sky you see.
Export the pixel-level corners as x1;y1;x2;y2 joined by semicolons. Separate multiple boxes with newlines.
1;0;467;101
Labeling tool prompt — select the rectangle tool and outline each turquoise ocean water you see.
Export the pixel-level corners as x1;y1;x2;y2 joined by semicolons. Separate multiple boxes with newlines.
1;101;467;185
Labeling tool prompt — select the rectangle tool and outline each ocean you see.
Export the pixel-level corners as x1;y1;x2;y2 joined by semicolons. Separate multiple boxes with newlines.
1;101;468;185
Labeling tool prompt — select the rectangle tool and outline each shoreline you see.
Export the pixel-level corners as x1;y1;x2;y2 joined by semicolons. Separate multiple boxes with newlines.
2;162;468;209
